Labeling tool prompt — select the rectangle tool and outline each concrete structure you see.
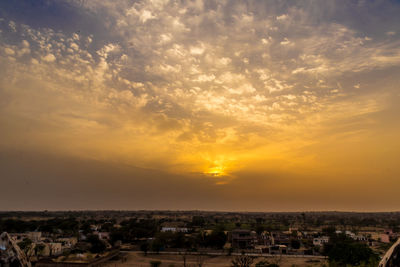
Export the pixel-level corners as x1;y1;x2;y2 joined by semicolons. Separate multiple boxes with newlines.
380;234;390;243
269;244;288;254
0;232;31;267
231;230;257;249
27;232;42;243
56;237;78;248
313;236;329;246
271;232;290;246
379;238;400;267
161;227;189;233
46;243;63;256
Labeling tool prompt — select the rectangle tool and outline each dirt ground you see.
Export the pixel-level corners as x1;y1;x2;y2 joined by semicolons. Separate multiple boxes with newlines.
104;252;328;267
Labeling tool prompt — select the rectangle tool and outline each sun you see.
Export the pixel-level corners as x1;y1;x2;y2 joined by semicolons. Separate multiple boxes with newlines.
204;165;226;177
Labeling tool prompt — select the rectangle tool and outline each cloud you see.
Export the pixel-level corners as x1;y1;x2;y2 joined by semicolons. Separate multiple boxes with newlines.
1;0;400;210
43;53;56;62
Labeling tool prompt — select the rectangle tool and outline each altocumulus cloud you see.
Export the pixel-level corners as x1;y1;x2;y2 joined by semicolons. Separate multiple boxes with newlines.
1;0;400;211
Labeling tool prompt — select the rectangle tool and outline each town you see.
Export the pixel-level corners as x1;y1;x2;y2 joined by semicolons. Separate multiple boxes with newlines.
1;211;400;266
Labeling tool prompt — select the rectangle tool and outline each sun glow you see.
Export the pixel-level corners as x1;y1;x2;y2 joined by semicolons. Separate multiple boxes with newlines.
203;155;234;177
205;165;226;177
203;158;233;177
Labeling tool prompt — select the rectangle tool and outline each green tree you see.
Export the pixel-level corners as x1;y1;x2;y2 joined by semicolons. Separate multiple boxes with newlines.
205;225;227;249
17;238;32;252
86;234;106;253
323;234;378;266
290;239;301;249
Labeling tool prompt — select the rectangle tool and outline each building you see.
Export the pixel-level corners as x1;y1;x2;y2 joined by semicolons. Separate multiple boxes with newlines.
269;245;287;254
160;227;189;233
230;229;257;249
379;238;400;267
313;236;329;246
28;232;42;243
94;232;110;241
381;234;390;243
56;237;78;248
271;232;290;246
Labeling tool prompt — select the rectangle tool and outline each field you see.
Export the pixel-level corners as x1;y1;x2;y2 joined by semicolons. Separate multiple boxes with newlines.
105;252;328;267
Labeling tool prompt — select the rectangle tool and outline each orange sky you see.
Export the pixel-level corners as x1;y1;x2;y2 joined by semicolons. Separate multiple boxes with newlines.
0;0;400;211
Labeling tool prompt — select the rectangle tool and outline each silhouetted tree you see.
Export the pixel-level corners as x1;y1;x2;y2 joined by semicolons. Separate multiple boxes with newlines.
86;234;106;253
231;255;254;267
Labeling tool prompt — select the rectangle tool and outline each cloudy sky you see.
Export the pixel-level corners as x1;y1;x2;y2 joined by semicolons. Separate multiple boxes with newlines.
1;0;400;211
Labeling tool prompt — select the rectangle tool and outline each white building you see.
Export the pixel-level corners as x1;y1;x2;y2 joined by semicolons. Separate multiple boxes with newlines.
161;227;189;233
313;236;329;246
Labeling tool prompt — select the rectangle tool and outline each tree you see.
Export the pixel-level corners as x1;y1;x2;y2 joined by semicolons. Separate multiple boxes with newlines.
86;234;106;253
323;234;378;266
192;216;206;227
141;243;149;256
231;255;254;267
322;226;336;236
290;239;301;249
150;260;161;267
151;238;164;253
35;244;46;256
205;226;227;249
256;224;265;235
17;238;32;252
195;254;206;267
110;230;124;245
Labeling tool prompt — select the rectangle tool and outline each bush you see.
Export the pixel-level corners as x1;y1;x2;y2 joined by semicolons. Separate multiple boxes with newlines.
150;260;161;267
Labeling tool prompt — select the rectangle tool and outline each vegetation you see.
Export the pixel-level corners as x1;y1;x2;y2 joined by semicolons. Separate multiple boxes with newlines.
1;210;398;265
86;234;106;253
323;234;379;266
231;255;254;267
150;260;162;267
17;238;32;251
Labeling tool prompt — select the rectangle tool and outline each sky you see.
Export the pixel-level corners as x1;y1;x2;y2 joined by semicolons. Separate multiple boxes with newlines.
1;0;400;211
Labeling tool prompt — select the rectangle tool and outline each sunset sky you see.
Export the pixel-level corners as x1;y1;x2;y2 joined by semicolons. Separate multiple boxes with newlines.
1;0;400;211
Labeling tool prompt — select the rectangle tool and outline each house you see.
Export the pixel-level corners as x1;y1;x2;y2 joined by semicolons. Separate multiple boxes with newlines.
95;232;110;240
230;229;257;249
271;232;290;246
48;243;63;256
161;227;189;233
345;230;356;239
269;245;287;254
353;235;367;242
313;236;329;246
380;234;390;243
35;243;63;257
56;237;78;248
28;232;42;242
257;231;272;246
